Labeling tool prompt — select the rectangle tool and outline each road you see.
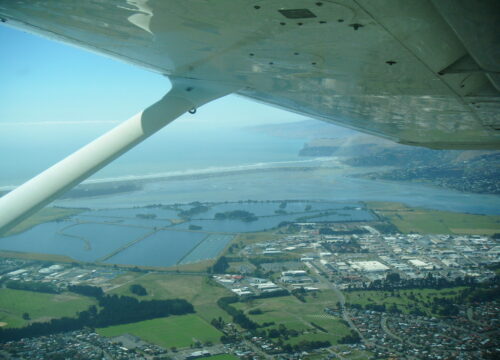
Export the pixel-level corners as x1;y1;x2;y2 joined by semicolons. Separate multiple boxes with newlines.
312;271;370;345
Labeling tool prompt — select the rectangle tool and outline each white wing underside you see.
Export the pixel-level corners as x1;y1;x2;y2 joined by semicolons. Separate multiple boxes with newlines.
1;0;499;149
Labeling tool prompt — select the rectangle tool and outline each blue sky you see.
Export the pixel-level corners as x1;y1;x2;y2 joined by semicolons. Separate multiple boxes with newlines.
0;25;308;128
0;25;312;186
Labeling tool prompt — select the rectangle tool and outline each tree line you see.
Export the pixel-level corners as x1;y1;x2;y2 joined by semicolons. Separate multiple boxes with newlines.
0;285;194;342
5;280;59;294
348;273;478;291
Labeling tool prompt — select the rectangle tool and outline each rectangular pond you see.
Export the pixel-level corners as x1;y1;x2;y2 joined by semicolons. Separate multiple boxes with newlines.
180;234;234;264
105;230;207;267
0;222;149;262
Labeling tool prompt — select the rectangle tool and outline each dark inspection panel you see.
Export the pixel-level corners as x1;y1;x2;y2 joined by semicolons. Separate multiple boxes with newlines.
278;9;317;19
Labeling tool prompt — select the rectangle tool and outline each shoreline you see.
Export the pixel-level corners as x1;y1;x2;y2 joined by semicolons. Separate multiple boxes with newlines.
0;157;339;193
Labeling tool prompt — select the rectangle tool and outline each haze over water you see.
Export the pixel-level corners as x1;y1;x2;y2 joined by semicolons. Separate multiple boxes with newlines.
2;121;499;215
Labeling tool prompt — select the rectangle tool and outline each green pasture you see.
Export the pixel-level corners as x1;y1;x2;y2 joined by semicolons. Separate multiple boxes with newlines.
108;272;233;322
0;289;96;328
367;201;499;235
345;287;466;316
97;314;222;348
233;291;351;344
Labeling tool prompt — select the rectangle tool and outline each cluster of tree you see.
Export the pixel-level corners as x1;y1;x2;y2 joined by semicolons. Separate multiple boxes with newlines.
129;284;147;296
216;296;258;330
467;286;500;302
210;316;225;330
179;204;209;218
429;296;459;316
95;295;193;327
283;340;331;353
371;222;399;234
6;280;59;294
276;222;300;233
256;289;289;299
291;287;307;303
247;254;299;266
349;300;410;315
214;210;257;222
338;330;361;344
248;308;263;315
350;273;478;291
220;334;238;344
455;276;500;303
209;256;229;274
251;324;299;343
318;227;368;235
0;292;194;342
309;322;328;333
364;303;387;312
68;284;103;297
322;238;362;253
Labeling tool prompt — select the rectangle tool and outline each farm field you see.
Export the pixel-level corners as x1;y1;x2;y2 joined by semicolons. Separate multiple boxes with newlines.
367;201;500;235
97;314;222;348
107;272;233;322
0;289;96;328
232;291;351;345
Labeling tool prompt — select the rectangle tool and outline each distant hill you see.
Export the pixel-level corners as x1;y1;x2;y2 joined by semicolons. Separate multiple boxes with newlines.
298;135;399;157
246;120;359;139
297;131;500;195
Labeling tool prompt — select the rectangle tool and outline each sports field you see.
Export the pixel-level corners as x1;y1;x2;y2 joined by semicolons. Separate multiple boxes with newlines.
367;201;500;235
97;314;222;348
0;288;96;328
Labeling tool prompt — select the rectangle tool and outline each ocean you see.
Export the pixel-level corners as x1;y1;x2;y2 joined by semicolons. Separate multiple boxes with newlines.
2;121;499;215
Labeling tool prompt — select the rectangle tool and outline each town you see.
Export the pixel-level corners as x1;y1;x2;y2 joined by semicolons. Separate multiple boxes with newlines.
0;202;498;360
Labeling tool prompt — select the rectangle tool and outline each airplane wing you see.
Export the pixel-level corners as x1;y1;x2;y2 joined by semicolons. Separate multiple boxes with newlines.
0;0;499;234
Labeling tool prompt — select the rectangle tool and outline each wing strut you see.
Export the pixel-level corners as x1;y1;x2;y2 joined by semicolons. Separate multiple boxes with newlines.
0;78;235;236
